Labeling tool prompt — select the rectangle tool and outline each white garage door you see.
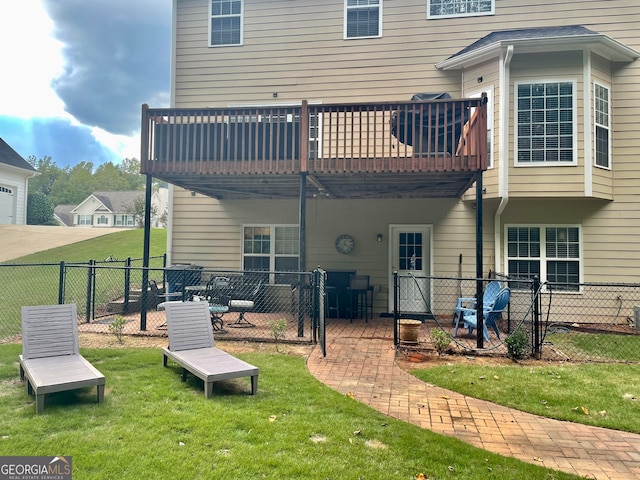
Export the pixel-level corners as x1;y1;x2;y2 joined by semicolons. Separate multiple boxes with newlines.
0;185;16;224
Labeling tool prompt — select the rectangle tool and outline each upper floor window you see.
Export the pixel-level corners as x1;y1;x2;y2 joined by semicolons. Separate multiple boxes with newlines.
506;225;581;291
594;82;611;169
516;81;576;165
210;0;243;46
428;0;494;19
345;0;381;39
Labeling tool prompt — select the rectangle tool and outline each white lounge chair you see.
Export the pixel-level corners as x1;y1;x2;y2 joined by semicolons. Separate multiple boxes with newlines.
20;304;106;414
162;302;258;397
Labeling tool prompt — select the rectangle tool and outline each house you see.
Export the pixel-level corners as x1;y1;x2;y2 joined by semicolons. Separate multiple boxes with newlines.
140;1;640;318
66;189;168;228
0;138;38;225
53;204;75;227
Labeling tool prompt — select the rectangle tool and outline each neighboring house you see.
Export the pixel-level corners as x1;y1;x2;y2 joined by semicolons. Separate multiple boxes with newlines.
53;204;75;227
68;189;168;228
140;1;640;317
0;138;38;225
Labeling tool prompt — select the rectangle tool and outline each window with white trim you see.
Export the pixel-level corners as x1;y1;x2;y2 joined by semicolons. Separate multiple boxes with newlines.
97;215;108;225
114;214;135;226
243;225;299;283
77;215;93;226
428;0;494;18
594;82;611;169
516;81;575;165
345;0;381;39
507;225;581;291
210;0;243;46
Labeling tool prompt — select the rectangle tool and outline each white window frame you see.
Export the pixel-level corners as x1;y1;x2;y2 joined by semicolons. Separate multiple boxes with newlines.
209;0;243;47
505;224;582;291
344;0;382;40
77;215;93;226
114;214;135;227
243;225;299;283
427;0;494;19
514;79;577;166
467;87;493;168
97;215;109;225
594;81;611;170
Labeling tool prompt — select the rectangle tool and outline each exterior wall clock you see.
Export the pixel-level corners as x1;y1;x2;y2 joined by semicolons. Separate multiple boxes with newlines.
335;234;355;254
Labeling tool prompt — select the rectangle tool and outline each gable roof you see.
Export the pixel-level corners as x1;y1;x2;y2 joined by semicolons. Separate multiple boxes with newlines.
72;191;144;214
0;138;37;173
53;204;75;226
437;25;639;70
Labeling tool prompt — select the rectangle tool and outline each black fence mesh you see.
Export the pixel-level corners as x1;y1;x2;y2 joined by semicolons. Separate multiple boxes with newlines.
0;262;316;345
2;261;639;363
393;273;640;362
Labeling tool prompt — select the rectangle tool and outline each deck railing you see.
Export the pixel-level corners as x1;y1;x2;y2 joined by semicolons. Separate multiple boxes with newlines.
141;97;487;176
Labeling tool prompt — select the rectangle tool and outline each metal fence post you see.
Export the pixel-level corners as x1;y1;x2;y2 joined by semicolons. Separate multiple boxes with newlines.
124;258;131;313
533;276;541;357
58;261;65;304
85;260;94;323
393;271;399;346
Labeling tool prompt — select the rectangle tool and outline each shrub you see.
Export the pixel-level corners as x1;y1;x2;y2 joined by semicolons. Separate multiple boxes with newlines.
430;328;451;355
108;315;127;344
505;328;529;360
268;318;287;352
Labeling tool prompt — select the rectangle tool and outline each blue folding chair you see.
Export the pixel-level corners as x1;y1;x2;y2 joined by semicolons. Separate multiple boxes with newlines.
452;280;501;325
454;287;511;342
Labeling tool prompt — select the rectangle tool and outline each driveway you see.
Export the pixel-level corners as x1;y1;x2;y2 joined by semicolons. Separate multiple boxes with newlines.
0;225;121;262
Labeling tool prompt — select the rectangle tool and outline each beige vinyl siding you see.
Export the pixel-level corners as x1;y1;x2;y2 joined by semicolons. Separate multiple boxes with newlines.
462;59;500;197
171;186;491;307
171;0;640;286
508;52;585;197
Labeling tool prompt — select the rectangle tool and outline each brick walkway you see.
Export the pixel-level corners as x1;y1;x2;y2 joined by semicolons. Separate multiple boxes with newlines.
306;318;640;480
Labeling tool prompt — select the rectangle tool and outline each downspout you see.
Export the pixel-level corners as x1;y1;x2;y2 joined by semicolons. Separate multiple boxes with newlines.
165;0;178;266
494;45;513;274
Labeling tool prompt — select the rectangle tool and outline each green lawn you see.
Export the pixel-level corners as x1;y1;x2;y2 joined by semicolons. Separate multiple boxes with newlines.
0;344;581;480
411;361;640;434
0;229;167;339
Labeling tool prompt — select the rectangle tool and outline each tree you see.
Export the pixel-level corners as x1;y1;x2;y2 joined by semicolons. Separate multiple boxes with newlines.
126;196;157;228
27;192;56;225
27;156;65;197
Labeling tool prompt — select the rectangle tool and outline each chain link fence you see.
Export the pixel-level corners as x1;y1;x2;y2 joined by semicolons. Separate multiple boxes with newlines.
0;261;318;345
393;273;640;363
3;260;639;362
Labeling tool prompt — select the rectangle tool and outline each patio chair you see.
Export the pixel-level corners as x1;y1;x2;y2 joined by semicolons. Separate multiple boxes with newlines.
162;302;258;396
346;274;370;323
19;304;106;414
227;280;263;328
454;287;511;342
451;280;501;325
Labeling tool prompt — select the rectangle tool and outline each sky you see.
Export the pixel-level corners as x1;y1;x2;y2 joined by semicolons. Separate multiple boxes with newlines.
0;0;172;168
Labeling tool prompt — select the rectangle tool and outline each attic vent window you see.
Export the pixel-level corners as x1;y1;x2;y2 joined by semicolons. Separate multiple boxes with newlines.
428;0;494;19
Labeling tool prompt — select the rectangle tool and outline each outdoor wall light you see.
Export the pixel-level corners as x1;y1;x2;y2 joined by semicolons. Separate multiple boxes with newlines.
191;191;196;196
377;233;383;242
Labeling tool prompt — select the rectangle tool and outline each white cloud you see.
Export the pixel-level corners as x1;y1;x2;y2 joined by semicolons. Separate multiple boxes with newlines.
90;127;140;161
0;0;68;119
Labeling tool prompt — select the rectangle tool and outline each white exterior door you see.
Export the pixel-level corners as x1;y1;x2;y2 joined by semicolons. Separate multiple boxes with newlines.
388;225;431;314
0;185;15;224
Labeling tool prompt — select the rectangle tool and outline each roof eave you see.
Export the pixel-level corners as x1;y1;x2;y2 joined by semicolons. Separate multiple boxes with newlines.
436;35;639;71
